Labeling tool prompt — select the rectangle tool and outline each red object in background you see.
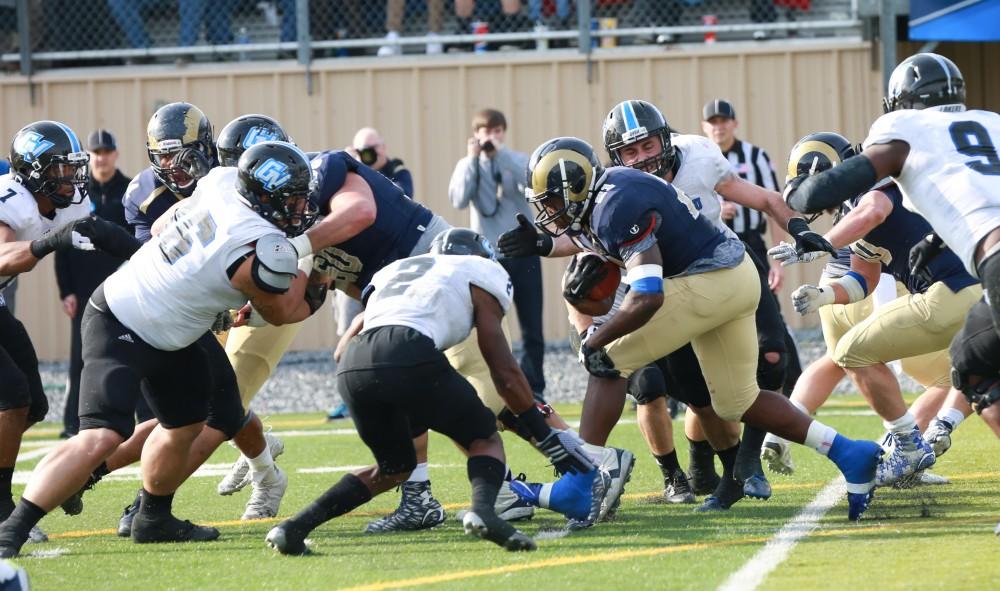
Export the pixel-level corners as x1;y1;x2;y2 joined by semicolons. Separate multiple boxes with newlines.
703;14;717;43
774;0;810;10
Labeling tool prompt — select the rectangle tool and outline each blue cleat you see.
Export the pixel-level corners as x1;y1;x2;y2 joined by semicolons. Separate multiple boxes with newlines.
326;404;350;420
742;473;772;500
509;470;597;521
828;434;882;521
875;428;936;487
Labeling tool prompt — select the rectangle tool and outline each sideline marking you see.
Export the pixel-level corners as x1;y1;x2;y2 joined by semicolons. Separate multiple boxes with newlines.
717;477;844;591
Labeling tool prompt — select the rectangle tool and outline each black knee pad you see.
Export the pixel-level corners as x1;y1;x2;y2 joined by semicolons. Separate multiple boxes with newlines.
756;350;787;392
952;369;1000;414
628;364;667;405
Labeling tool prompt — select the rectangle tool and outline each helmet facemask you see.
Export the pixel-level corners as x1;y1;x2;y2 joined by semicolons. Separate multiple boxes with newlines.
610;132;674;178
28;154;90;208
149;141;213;197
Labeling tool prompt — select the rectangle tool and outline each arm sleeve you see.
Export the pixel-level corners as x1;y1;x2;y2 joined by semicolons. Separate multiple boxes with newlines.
54;249;73;299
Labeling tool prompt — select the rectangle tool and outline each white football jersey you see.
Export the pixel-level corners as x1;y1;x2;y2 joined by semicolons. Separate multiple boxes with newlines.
670;134;734;235
363;253;512;350
863;108;1000;276
104;167;284;350
0;173;91;289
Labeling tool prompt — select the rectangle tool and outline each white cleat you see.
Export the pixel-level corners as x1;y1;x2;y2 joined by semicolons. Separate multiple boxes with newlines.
875;428;936;487
26;525;47;544
242;466;288;520
218;432;285;496
591;447;634;521
494;479;534;522
922;419;954;458
761;440;795;475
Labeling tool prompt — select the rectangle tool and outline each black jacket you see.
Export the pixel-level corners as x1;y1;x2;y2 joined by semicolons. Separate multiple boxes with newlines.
55;169;132;303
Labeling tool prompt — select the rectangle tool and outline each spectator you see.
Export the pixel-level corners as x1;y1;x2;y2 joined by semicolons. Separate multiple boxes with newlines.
108;0;236;50
448;108;546;399
54;130;131;438
378;0;445;56
455;0;530;36
701;98;802;394
347;127;414;198
527;0;569;26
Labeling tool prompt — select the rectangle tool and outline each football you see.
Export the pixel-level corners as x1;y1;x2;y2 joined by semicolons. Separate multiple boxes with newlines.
562;253;622;317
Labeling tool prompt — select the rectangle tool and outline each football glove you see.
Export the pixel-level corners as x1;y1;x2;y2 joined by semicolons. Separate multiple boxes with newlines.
909;233;945;285
211;310;234;334
536;429;596;475
767;241;829;267
497;213;553;258
29;216;133;259
579;342;619;378
791;284;835;315
563;254;609;304
787;217;836;258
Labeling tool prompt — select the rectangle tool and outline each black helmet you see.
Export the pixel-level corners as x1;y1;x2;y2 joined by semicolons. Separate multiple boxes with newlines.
217;114;290;167
429;228;496;260
146;102;216;197
9;120;89;208
883;53;966;114
236;141;318;236
526;137;605;237
603;100;675;177
786;132;857;182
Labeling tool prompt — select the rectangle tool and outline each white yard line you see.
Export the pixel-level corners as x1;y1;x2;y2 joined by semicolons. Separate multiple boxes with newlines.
717;477;845;591
15;445;57;463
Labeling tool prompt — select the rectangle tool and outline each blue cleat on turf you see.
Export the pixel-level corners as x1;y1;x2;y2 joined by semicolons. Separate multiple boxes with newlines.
326;404;350;420
875;428;936;487
509;468;611;525
742;473;772;500
827;434;882;521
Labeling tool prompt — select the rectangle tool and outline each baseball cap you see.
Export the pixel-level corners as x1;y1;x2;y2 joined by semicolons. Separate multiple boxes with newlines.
87;129;117;151
702;99;736;121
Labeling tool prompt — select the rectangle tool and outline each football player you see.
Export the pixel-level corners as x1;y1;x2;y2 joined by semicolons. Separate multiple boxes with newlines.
502;136;883;521
0;121;136;546
0;141;325;557
266;229;599;555
775;132;981;486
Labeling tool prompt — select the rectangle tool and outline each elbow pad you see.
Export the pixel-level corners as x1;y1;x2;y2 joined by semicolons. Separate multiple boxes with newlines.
251;234;299;294
787;156;878;214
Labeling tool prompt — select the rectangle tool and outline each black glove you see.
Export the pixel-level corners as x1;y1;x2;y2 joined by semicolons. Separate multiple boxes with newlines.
909;233;945;285
211;310;234;334
304;281;329;314
579;342;619;378
29;217;102;259
562;255;609;304
87;216;141;259
497;213;553;258
536;429;596;475
787;217;835;257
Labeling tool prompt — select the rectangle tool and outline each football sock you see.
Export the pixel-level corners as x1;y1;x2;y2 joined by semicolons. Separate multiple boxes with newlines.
938;407;965;429
0;499;45;544
883;411;917;435
804;420;838;456
716;444;739;482
407;462;429;483
735;425;767;480
467;455;505;514
290;473;372;533
688;439;717;476
653;451;681;479
247;446;275;483
0;468;14;517
138;489;174;517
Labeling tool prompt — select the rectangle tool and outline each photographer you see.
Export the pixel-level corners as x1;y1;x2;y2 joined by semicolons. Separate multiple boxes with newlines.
348;127;414;199
448;108;546;401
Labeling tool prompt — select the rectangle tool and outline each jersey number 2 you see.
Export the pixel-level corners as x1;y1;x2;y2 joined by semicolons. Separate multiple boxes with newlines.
380;258;435;297
949;121;1000;175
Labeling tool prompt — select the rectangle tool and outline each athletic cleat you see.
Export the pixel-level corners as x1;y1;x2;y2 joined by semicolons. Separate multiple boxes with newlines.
326;403;350;420
827;435;882;521
995;522;1000;536
495;478;534;522
694;477;744;512
565;470;611;531
266;521;309;555
117;493;141;537
892;469;950;489
61;469;104;516
364;480;446;533
25;525;47;544
688;465;721;496
761;440;795;475
922;419;954;458
130;513;220;543
742;473;772;500
217;432;285;496
241;466;288;520
596;447;634;520
875;428;936;487
462;510;536;551
663;470;696;504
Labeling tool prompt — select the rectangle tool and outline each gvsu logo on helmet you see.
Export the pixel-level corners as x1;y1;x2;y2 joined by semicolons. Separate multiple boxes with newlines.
14;131;54;163
242;126;281;149
253;158;291;191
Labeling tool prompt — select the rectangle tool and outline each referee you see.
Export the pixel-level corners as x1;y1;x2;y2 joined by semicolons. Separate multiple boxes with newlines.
701;99;802;394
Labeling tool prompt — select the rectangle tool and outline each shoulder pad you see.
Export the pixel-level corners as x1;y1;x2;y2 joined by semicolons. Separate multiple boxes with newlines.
252;233;299;294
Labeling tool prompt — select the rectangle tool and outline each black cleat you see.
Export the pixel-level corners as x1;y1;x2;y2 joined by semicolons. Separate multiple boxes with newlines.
663;470;696;504
695;477;744;512
688;467;721;496
117;494;141;537
130;513;220;544
266;521;309;556
462;510;536;551
61;470;104;516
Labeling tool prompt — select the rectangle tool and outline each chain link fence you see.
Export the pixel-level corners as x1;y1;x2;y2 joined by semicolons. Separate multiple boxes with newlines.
2;0;860;69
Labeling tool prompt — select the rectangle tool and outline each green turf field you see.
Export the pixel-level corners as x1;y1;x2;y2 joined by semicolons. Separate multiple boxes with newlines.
12;397;999;590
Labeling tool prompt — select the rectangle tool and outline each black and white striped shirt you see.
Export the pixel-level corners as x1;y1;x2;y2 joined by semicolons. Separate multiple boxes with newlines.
722;139;779;235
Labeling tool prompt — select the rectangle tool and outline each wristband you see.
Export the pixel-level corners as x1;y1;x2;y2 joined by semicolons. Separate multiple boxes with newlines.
518;405;552;442
289;234;313;259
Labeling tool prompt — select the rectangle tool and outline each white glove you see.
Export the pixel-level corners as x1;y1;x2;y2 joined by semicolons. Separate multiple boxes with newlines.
791;284;835;315
768;241;829;266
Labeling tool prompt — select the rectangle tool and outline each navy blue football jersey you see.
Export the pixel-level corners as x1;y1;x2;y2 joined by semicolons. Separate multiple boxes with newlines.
122;168;185;243
849;183;977;294
310;151;434;288
586;167;728;277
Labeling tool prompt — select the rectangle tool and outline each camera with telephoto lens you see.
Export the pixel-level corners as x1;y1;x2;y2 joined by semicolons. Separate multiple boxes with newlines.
358;146;378;166
479;139;495;152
